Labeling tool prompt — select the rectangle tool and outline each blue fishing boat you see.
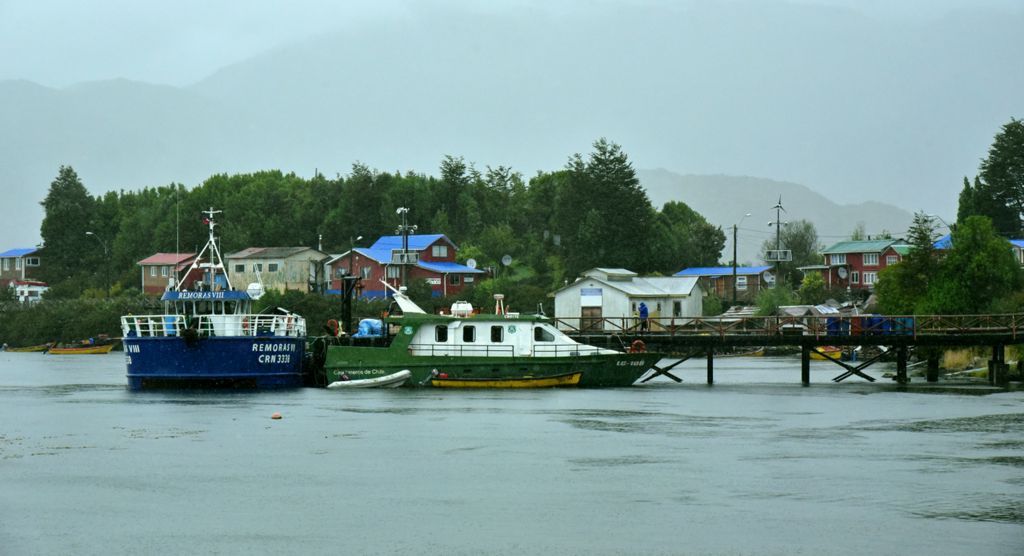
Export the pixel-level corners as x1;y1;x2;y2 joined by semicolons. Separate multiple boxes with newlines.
120;209;306;390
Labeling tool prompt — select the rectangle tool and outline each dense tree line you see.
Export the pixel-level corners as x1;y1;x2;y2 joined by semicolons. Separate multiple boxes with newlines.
26;139;725;316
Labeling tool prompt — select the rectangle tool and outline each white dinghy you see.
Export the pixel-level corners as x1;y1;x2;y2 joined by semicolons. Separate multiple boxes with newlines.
327;369;412;389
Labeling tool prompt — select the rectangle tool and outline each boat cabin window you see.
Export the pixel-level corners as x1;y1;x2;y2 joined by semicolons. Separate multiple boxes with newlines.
534;326;555;342
490;326;504;342
435;325;449;342
463;325;476;342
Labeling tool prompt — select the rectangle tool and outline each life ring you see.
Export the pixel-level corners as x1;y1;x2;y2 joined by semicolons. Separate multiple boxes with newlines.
629;339;646;353
327;319;339;337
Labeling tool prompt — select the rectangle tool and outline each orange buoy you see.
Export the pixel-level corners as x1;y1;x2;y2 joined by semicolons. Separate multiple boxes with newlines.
271;412;282;420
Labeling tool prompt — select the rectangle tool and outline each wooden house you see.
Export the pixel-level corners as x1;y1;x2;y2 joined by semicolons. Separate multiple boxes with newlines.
673;266;774;303
137;253;199;295
813;239;909;291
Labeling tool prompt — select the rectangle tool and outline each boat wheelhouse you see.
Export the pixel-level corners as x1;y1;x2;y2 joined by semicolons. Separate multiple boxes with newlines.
120;208;306;389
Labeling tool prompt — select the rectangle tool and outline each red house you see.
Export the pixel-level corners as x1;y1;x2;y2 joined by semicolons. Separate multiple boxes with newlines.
137;253;200;295
326;234;484;299
808;239;909;291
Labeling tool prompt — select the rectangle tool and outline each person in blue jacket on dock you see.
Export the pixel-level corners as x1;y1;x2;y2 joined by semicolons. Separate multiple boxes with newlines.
639;302;649;332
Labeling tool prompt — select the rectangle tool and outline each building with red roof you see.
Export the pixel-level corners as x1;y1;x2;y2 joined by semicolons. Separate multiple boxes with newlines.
137;253;198;295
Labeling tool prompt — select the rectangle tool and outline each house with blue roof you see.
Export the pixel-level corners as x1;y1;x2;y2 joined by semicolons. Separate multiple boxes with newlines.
1;247;44;290
553;268;703;332
674;265;774;303
325;234;484;299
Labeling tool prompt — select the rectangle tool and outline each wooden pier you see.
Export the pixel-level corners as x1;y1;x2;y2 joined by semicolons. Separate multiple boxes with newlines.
559;313;1022;386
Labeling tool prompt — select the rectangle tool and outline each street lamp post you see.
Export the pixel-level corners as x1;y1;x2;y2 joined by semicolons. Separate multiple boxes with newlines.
395;207;417;287
732;212;751;307
85;231;109;292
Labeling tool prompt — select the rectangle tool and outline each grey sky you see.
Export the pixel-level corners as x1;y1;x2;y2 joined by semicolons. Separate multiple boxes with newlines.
0;0;1021;250
1;0;1017;87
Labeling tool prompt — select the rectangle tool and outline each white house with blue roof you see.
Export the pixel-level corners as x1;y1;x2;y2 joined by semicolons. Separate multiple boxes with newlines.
325;233;484;299
1;247;44;289
553;268;702;332
674;265;774;303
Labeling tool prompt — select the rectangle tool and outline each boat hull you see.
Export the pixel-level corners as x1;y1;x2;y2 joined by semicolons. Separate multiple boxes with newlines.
3;344;52;353
124;336;305;390
809;347;842;361
430;371;581;388
49;344;117;354
322;348;661;388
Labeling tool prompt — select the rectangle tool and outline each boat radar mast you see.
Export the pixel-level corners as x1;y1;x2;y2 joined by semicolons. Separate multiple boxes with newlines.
175;208;233;292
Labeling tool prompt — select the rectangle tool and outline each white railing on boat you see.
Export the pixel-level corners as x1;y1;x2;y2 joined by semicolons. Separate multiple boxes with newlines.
121;314;306;338
407;343;608;357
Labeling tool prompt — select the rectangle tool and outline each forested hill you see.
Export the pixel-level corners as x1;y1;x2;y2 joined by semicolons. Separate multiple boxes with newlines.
36;141;728;307
638;170;915;264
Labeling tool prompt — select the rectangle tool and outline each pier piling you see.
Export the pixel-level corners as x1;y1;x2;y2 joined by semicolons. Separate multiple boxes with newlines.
706;349;714;384
801;345;810;385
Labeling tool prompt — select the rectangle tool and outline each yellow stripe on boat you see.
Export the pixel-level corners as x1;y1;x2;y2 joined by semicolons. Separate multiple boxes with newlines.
48;344;117;354
430;372;581;388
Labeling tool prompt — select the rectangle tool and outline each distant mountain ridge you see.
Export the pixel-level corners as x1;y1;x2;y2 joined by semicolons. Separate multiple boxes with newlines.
637;169;915;265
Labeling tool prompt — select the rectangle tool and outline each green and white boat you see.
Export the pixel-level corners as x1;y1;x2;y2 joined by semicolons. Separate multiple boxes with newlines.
316;285;661;388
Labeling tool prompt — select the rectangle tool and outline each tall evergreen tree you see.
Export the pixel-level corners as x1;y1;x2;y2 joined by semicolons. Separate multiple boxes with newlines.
559;139;656;276
958;118;1024;236
876;212;939;314
39;166;96;289
979;118;1024;234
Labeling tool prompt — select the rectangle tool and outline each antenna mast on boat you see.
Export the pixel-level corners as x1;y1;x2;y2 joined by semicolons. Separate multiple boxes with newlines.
175;208;233;292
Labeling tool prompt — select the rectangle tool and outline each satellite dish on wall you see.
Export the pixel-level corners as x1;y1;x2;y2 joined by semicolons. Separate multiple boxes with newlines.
501;255;512;266
246;282;265;300
837;267;849;279
466;258;477;269
762;271;775;284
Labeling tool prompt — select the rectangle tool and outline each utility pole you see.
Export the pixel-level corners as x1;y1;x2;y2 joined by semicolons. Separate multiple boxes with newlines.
732;212;751;307
771;197;786;286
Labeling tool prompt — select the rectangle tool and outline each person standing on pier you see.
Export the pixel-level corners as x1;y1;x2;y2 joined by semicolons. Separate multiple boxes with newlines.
639;302;649;332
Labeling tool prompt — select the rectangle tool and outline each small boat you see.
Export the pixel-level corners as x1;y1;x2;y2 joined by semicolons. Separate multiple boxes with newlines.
719;347;765;358
810;346;842;360
327;370;412;389
48;343;117;355
429;371;582;389
2;343;52;353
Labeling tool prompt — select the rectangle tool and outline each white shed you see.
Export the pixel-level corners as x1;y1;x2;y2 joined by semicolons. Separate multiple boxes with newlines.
552;268;702;332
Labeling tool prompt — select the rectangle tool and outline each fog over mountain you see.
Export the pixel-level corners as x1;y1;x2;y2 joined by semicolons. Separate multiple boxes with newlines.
1;1;1021;251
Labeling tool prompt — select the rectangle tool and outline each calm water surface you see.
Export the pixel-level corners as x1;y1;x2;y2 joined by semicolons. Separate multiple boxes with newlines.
1;352;1022;555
